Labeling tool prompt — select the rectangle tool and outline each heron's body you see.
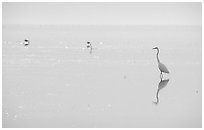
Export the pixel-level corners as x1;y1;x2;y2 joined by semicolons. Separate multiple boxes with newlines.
153;47;169;75
158;62;169;74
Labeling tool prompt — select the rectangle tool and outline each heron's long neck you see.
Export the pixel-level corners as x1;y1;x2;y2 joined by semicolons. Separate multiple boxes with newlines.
156;49;160;63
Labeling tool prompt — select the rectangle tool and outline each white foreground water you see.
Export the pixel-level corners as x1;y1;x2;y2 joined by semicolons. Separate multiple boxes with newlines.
2;25;202;127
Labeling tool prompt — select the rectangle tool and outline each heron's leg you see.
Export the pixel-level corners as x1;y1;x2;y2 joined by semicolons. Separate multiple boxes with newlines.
160;72;163;79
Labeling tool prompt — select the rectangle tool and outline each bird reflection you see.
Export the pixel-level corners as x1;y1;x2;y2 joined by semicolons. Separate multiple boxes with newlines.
153;77;170;105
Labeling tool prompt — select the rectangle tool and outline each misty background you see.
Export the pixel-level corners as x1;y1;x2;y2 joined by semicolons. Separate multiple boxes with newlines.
2;2;201;26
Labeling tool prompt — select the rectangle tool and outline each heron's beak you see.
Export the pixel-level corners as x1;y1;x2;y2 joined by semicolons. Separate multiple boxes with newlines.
153;47;156;49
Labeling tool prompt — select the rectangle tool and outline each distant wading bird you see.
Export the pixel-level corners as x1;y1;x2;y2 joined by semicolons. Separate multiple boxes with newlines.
153;47;169;78
87;41;93;54
24;39;30;47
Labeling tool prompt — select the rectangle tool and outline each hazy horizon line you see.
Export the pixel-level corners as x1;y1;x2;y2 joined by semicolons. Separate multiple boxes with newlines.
2;23;202;27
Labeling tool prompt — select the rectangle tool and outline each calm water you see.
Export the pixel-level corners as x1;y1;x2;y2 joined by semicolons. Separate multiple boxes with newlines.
2;25;202;127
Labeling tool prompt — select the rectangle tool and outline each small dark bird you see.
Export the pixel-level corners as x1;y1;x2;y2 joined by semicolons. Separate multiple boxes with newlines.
87;41;91;48
87;41;93;54
24;39;30;47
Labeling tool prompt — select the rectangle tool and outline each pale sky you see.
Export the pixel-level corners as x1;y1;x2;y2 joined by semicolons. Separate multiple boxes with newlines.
2;2;202;25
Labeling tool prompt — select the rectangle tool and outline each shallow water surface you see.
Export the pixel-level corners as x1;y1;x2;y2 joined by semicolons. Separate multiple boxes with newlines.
2;25;202;127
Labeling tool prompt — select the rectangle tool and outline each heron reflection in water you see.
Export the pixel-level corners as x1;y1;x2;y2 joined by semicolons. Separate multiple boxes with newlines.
153;77;170;105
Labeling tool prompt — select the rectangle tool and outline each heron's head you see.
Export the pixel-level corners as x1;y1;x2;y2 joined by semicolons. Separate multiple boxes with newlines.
153;47;159;50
